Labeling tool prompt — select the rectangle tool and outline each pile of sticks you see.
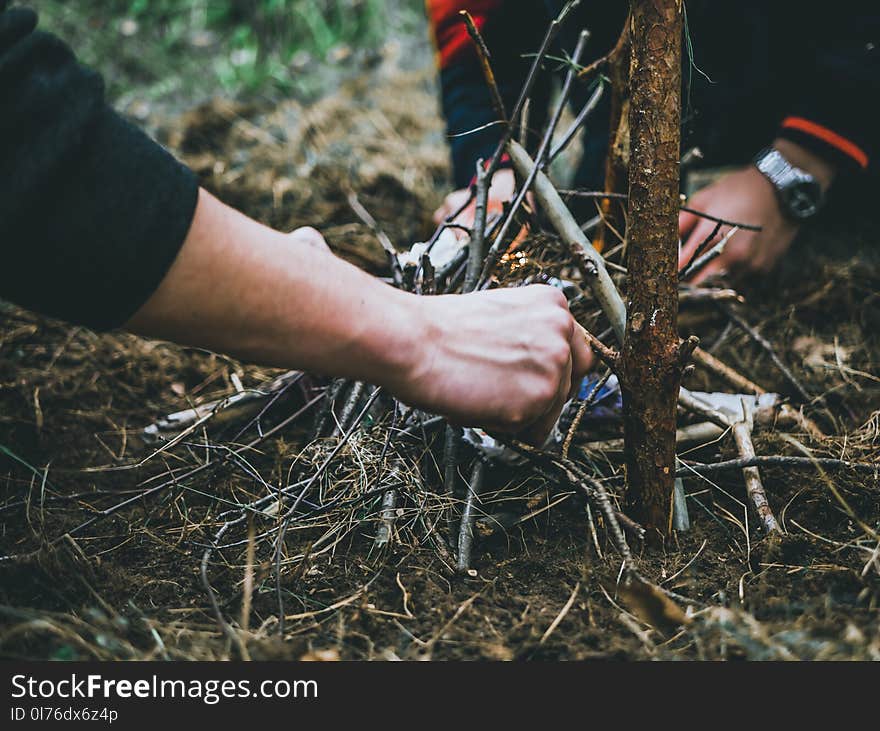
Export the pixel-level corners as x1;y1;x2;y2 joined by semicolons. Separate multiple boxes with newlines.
17;2;878;637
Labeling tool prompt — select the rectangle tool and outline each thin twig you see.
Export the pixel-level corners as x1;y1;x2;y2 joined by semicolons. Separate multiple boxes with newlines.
347;191;403;287
483;0;581;178
442;425;461;545
549;82;604;163
333;380;366;437
460;10;507;123
680;226;740;281
732;404;781;534
562;370;612;459
576;16;628;80
480;30;591;286
678;288;744;305
540;582;580;644
678;455;880;475
719;304;812;402
559;190;762;232
457;460;486;572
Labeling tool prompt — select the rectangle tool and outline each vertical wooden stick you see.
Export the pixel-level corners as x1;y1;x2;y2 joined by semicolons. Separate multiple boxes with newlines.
731;420;781;535
618;0;683;541
455;161;491;567
457;461;485;572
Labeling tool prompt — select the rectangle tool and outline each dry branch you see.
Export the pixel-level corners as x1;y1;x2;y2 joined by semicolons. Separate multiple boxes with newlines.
347;191;403;287
691;346;824;437
480;29;592;284
457;461;486;573
506;140;627;342
731;416;781;535
618;0;684;539
678;456;880;476
460;10;507;123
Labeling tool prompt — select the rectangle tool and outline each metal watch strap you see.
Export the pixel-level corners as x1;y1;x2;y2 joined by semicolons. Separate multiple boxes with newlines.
753;147;823;220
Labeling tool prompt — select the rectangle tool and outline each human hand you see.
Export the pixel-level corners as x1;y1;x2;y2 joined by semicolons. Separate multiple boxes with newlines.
678;139;835;284
432;168;517;237
129;192;590;445
288;226;329;252
678;166;798;284
394;285;594;445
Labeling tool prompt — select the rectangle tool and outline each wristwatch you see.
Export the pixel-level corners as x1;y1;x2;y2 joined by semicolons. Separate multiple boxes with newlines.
753;147;825;220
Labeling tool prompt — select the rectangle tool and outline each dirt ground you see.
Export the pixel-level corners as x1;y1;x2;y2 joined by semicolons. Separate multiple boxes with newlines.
2;47;880;660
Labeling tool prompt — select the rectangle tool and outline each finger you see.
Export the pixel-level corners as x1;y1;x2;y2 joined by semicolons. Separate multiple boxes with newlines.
677;207;704;270
678;207;700;239
453;200;476;225
568;323;595;398
432;201;450;225
688;256;727;286
449;201;480;241
520;353;572;446
678;219;721;276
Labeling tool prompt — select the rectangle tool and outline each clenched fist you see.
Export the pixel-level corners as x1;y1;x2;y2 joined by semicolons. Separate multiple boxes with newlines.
391;285;595;444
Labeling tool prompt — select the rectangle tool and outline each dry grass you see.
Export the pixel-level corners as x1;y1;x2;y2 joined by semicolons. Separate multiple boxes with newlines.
1;60;879;661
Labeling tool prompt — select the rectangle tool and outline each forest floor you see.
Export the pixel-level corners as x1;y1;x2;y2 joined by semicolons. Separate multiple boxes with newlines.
1;3;879;661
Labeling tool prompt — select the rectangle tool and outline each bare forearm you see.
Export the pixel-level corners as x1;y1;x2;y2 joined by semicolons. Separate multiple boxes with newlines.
127;189;418;385
126;189;593;443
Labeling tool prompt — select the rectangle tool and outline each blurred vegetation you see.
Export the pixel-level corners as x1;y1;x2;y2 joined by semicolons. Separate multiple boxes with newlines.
29;0;426;108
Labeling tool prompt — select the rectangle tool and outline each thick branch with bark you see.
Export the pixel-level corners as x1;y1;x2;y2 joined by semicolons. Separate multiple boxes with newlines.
618;0;683;540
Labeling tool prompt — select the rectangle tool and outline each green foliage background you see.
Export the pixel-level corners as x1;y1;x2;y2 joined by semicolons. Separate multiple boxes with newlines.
29;1;426;105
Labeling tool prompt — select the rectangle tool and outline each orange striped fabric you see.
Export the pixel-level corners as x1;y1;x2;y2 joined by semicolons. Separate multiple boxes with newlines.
426;0;503;68
781;116;869;169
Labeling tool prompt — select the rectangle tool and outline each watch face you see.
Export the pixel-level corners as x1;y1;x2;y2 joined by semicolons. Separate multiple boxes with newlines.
782;179;823;220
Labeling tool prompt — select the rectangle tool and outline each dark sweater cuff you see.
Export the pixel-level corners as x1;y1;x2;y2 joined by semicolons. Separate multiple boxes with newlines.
777;116;870;175
22;109;199;330
441;62;507;187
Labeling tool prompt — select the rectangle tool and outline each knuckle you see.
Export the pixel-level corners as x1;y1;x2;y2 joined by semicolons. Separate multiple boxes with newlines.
546;340;570;370
557;344;572;370
554;309;575;337
546;285;569;308
532;378;559;407
290;226;326;247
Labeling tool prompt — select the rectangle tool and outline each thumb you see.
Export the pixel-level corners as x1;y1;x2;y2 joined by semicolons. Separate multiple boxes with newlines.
289;226;329;252
569;323;595;398
678;219;719;275
679;207;699;239
677;208;700;268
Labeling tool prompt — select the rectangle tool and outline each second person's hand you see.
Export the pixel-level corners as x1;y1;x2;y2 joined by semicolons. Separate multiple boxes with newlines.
678;139;836;284
432;168;517;236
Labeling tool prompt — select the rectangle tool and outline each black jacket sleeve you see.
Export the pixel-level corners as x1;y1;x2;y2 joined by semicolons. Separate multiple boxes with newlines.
427;1;551;188
428;1;627;188
0;5;199;330
772;4;880;174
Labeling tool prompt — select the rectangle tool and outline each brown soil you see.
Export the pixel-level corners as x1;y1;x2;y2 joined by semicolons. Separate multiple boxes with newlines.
1;65;879;661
